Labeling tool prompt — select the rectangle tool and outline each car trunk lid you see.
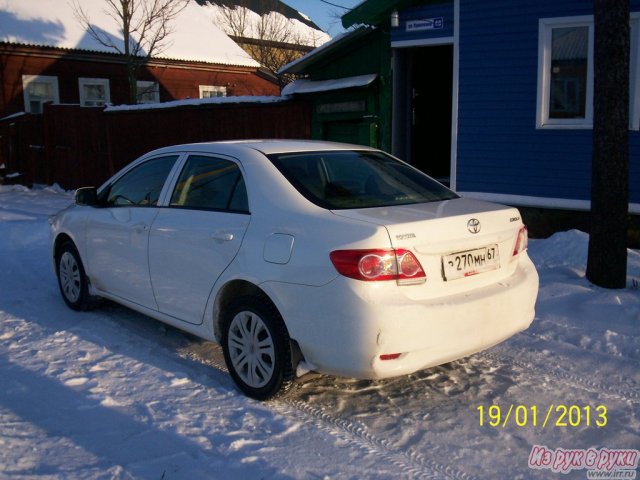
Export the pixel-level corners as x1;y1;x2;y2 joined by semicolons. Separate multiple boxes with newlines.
331;197;526;297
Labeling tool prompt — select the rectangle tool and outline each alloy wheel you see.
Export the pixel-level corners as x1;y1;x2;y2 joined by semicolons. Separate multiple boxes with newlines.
59;251;82;303
227;311;276;389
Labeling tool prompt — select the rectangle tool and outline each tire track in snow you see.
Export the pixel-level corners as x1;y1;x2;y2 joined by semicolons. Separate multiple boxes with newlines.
270;333;638;480
182;335;636;479
182;311;639;407
476;337;640;402
181;343;476;480
272;397;479;480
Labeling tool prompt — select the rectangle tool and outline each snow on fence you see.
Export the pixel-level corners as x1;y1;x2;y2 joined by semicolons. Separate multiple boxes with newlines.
0;100;311;189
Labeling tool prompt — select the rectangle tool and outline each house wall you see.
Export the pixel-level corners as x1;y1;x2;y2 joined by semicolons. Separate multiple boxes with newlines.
0;45;280;118
301;29;394;152
456;0;640;205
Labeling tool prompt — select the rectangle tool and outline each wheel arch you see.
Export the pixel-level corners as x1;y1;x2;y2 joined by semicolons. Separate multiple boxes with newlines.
53;232;75;261
212;279;303;368
212;279;273;342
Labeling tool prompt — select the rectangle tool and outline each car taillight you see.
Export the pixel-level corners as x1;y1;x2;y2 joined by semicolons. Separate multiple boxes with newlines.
379;353;402;361
513;226;528;257
330;248;426;285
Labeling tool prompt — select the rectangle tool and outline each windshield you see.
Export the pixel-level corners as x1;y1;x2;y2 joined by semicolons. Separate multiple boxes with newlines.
268;150;458;210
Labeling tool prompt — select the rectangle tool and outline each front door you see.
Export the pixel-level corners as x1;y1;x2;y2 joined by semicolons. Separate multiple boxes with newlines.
84;155;179;309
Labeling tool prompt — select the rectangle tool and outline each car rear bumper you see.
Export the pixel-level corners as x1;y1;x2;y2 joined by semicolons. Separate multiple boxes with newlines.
262;252;539;380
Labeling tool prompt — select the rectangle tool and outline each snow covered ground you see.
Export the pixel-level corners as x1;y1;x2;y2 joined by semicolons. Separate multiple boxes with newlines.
0;184;638;479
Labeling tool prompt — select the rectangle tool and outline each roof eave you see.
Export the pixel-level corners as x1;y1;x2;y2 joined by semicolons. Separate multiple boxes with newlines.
342;0;409;28
278;26;376;75
0;41;260;69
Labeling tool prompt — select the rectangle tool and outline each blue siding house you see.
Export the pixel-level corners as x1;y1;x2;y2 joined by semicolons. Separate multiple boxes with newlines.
455;0;639;213
283;0;640;216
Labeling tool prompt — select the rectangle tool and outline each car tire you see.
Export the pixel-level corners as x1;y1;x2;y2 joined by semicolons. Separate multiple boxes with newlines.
56;241;93;311
221;294;293;400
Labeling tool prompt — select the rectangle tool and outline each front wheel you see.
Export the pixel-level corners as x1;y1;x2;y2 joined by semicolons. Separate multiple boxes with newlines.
56;241;93;311
221;295;293;400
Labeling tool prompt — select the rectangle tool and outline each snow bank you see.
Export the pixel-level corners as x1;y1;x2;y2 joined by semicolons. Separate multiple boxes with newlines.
528;230;640;360
529;229;640;282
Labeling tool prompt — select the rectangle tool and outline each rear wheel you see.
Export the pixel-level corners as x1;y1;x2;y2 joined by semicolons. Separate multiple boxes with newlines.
56;241;93;311
221;295;293;400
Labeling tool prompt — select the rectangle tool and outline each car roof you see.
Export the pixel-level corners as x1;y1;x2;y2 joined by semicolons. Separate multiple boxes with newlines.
148;139;379;157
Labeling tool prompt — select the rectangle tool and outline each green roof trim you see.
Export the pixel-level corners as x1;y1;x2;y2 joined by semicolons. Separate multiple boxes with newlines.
278;26;376;75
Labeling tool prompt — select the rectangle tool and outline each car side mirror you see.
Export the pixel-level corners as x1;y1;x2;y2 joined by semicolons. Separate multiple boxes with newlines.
75;187;99;206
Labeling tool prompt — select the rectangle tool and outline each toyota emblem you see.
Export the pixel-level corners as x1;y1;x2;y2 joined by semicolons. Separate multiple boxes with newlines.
467;218;481;234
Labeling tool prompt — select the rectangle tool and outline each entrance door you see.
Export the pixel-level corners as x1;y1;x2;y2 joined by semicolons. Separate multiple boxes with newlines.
392;45;454;186
411;45;453;185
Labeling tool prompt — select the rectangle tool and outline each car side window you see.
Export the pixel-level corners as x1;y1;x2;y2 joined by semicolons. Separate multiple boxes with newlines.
170;155;249;213
105;155;178;207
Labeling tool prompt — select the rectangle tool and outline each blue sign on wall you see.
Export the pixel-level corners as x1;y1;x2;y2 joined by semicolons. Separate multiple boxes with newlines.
391;2;453;44
407;17;444;32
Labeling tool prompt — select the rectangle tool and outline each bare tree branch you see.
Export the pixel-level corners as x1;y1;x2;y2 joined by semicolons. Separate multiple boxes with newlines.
212;0;320;83
72;0;189;103
215;4;250;38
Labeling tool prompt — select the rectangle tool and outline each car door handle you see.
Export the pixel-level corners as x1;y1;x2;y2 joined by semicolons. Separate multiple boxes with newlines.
211;232;234;242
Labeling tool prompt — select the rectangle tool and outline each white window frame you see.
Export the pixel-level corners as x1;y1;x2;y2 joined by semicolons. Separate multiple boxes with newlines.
22;75;60;114
537;16;594;129
136;80;160;104
78;77;111;107
199;85;227;98
538;14;640;130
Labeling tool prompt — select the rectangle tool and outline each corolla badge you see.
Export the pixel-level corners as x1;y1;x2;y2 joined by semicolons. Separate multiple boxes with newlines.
467;218;481;234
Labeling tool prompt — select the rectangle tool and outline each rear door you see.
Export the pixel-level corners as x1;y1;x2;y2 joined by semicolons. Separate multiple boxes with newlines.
148;154;250;324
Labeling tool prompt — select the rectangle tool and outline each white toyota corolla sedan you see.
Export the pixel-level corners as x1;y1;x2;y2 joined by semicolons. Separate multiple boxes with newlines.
50;140;538;399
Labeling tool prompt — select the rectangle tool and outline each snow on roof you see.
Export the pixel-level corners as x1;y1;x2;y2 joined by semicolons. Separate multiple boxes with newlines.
1;0;260;67
209;5;330;47
0;111;27;122
281;73;377;95
104;94;285;111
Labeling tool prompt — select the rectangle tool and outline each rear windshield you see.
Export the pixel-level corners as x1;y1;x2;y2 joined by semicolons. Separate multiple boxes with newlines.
268;150;458;210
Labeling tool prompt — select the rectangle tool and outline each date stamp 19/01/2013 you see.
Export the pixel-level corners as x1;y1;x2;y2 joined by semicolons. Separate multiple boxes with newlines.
476;404;608;428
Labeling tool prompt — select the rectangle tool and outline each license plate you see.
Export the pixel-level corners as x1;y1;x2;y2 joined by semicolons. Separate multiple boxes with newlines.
442;244;500;281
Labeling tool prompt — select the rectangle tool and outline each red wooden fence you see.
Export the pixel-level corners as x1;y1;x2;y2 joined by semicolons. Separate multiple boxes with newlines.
0;100;311;189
